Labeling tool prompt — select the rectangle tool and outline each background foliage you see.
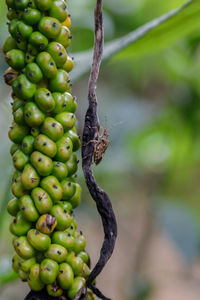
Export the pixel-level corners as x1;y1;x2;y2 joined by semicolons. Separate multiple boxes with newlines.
1;0;200;299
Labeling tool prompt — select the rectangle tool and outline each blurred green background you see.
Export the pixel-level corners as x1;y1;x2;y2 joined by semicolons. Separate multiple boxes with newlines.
1;0;200;299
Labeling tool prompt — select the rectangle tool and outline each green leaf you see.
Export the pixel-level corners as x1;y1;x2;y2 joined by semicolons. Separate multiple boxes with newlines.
71;0;200;81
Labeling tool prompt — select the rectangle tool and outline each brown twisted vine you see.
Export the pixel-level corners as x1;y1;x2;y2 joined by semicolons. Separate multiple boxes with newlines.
81;0;118;299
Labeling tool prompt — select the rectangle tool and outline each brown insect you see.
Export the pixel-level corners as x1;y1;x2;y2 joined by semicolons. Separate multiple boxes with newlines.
93;127;110;165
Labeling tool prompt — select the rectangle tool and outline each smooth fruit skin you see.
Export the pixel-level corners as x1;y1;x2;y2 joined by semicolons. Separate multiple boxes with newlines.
21;257;36;273
50;204;72;230
30;151;53;177
29;31;48;51
13;236;35;259
12;149;29;171
31;187;53;214
5;49;25;70
65;153;78;177
21;135;34;155
64;129;81;152
12;254;23;272
28;264;45;291
22;8;41;25
67;277;86;299
63;56;74;73
78;252;89;265
41;117;64;142
18;194;39;222
34;134;57;158
45;244;68;263
49;69;70;93
24;102;45;127
47;42;67;68
21;163;40;190
10;211;32;236
57;263;74;290
36;52;57;79
63;92;77;113
52;231;75;251
15;0;29;10
35;0;53;11
73;232;86;254
34;88;55;113
36;214;57;234
49;0;68;22
38;17;61;39
55;112;76;131
27;229;51;251
12;74;36;100
25;62;43;83
66;252;84;276
68;183;82;209
55;136;73;163
54;26;71;48
40;258;59;284
7;198;19;216
12;171;27;198
52;92;65;114
9;122;29;145
46;282;63;297
61;180;76;200
52;161;68;181
17;21;33;39
40;176;63;202
3;36;17;53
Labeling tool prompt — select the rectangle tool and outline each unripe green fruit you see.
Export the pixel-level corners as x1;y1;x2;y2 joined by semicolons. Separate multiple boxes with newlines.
47;42;67;68
74;232;86;254
46;282;63;297
41;117;64;142
52;161;68;181
18;195;39;222
15;0;29;10
78;252;89;265
21;257;36;273
25;53;35;64
34;88;55;112
21;163;40;190
13;236;35;259
31;187;53;214
69;183;82;209
34;134;57;158
27;229;51;251
55;112;76;132
3;36;17;53
49;0;68;22
22;8;41;25
40;258;59;284
21;135;34;155
10;211;31;236
18;268;28;281
36;52;57;79
61;180;76;200
45;244;68;263
28;264;45;291
59;201;73;214
24;102;45;127
7;9;19;21
49;69;70;93
13;106;25;125
66;153;78;177
29;31;48;51
12;171;27;197
17;21;33;39
41;176;63;202
63;92;77;113
9;19;19;38
64;129;81;152
12;97;24;112
12;254;23;272
65;220;77;237
36;214;57;234
57;263;74;290
12;74;36;100
52;92;65;114
38;17;61;39
9;122;29;144
35;0;53;11
54;26;71;48
27;0;37;8
81;263;90;278
30;151;53;176
51;204;72;230
52;231;75;251
25;63;43;83
5;49;25;70
63;56;74;73
12;149;29;170
7;198;19;216
16;39;27;52
67;277;86;299
10;143;21;156
55;136;73;162
66;252;84;276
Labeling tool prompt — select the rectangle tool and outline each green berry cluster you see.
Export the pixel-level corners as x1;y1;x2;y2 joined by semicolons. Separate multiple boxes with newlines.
3;0;94;298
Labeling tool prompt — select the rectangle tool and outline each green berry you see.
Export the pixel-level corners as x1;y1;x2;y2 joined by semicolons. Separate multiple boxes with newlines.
20;257;36;273
49;0;68;22
45;244;68;263
40;176;63;202
30;151;53;177
21;163;40;190
7;198;19;216
64;129;81;152
66;153;78;177
61;179;76;200
55;112;76;132
31;187;53;214
18;195;39;222
63;92;77;113
67;277;86;299
28;264;45;291
12;149;29;170
25;62;43;83
10;211;32;236
47;42;67;68
52;92;65;114
29;31;48;51
34;88;55;113
57;263;74;290
41;117;64;142
54;26;71;48
15;0;29;10
46;282;63;297
36;52;57;79
52;161;68;181
49;69;70;93
21;135;34;155
22;8;41;25
52;231;75;251
5;49;25;70
12;74;36;100
38;17;61;39
3;36;17;53
13;236;35;259
40;258;59;284
13;106;25;125
34;134;57;158
55;136;73;162
35;0;53;11
17;21;33;39
24;102;45;127
69;183;82;209
51;204;72;230
27;229;51;251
